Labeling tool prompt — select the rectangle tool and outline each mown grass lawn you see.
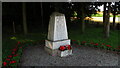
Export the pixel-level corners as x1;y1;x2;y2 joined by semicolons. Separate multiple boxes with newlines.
91;13;120;17
3;33;47;52
68;24;119;49
3;23;119;52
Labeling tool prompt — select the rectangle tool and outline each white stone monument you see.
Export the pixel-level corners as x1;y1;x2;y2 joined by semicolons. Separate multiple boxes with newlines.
45;12;72;57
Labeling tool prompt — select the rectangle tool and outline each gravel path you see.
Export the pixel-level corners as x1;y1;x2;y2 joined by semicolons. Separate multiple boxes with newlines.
19;45;119;66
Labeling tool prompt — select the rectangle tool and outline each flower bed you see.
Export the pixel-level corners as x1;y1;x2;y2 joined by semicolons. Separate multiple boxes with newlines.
71;40;120;52
2;40;43;67
2;39;119;67
2;41;22;67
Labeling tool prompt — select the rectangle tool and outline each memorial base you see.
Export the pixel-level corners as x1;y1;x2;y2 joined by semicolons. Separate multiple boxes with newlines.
44;46;72;57
58;49;72;57
44;46;58;56
45;39;70;49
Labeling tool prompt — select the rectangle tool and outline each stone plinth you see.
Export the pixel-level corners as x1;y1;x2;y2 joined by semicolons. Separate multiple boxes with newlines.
44;46;58;56
45;12;72;57
58;50;72;57
45;39;70;50
44;46;73;57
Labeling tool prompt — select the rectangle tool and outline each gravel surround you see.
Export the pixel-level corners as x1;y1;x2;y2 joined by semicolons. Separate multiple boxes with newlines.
19;45;119;66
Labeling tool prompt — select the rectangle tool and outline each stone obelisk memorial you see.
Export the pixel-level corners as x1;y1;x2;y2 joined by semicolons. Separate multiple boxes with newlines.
45;12;72;57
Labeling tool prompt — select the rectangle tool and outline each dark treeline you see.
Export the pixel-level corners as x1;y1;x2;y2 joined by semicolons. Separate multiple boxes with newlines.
2;2;120;38
2;2;54;33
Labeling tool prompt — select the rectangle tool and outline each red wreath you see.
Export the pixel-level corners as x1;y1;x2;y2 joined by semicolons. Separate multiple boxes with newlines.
66;45;71;50
59;46;66;51
59;45;72;51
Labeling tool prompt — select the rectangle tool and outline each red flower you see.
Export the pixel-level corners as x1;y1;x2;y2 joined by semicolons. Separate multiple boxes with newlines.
13;54;18;57
72;40;76;41
106;45;112;47
8;55;12;58
12;52;15;54
102;43;105;45
67;45;71;50
59;46;66;51
3;62;7;66
82;41;86;43
19;46;22;48
17;41;21;44
6;59;10;61
12;48;17;51
94;43;98;46
90;42;94;44
10;61;16;64
66;45;71;50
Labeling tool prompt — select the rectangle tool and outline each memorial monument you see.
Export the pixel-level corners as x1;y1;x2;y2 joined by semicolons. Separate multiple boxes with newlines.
45;12;72;57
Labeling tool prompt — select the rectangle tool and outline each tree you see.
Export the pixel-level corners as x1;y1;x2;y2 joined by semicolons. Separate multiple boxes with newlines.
104;2;111;38
22;2;28;35
49;2;103;33
49;2;74;23
80;3;85;33
103;2;107;33
112;2;117;30
111;2;120;30
72;2;102;33
40;2;44;29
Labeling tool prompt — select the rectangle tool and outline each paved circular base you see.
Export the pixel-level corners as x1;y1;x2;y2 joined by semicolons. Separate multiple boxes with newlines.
19;45;119;66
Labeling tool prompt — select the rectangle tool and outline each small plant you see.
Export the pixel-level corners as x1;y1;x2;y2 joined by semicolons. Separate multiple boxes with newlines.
81;41;87;46
2;40;47;67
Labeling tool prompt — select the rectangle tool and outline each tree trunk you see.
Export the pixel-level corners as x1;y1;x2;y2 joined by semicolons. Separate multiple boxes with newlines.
104;3;111;38
103;3;107;33
13;21;16;34
41;2;44;29
113;2;116;30
81;14;85;34
81;4;85;34
105;16;110;38
113;12;116;30
22;2;28;35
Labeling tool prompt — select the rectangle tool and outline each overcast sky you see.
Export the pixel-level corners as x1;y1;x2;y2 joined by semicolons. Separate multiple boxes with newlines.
98;5;103;11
